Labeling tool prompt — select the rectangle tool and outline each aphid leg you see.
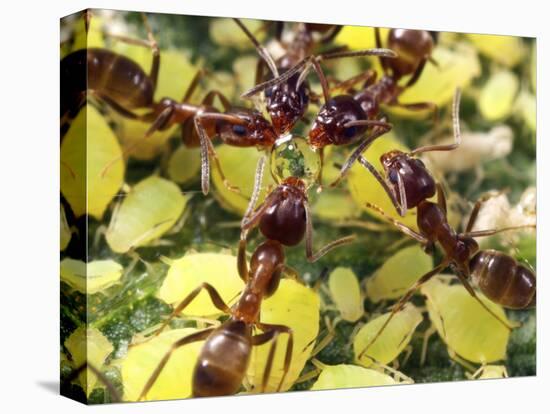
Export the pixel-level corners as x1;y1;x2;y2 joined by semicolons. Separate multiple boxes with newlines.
357;261;448;360
304;199;356;262
138;328;215;401
364;202;429;245
151;282;231;340
420;324;437;366
455;272;517;330
63;361;121;403
233;18;279;77
254;323;294;392
329;123;392;188
409;88;462;154
356;156;404;216
374;27;390;74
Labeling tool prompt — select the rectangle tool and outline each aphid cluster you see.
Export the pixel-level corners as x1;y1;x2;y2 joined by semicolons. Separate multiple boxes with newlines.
60;9;536;404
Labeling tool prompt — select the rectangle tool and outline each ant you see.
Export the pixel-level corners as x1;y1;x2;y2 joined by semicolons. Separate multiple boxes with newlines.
244;27;437;188
238;136;356;267
60;11;161;137
137;239;293;399
356;91;536;359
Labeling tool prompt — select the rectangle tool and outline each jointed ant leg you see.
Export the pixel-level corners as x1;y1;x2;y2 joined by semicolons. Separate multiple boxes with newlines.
364;202;429;245
374;27;390;74
138;328;214;401
436;183;447;215
329;123;392;188
404;58;427;88
357;261;449;360
304;199;356;262
254;323;294;392
465;190;508;233
63;361;121;403
463;225;536;239
233;18;279;77
328;70;377;94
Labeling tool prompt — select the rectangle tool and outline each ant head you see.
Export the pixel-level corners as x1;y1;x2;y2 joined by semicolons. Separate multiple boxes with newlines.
216;108;277;148
281;176;306;192
386;29;434;79
309;95;367;148
382;152;436;210
265;70;309;135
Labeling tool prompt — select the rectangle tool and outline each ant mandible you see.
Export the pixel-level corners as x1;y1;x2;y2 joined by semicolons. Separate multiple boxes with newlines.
356;90;536;359
137;239;293;399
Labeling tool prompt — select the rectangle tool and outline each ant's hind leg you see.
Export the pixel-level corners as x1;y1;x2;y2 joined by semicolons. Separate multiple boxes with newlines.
137;328;214;401
254;323;294;392
62;361;121;402
357;261;448;360
464;190;509;233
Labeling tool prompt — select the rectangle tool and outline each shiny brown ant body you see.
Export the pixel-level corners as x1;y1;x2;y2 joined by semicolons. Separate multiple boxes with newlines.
357;90;536;359
138;239;292;399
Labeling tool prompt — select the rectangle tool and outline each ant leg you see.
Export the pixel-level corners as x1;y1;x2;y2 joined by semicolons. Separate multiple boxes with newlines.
241;191;278;233
233;18;279;77
464;190;507;233
201;90;232;112
357;261;449;360
357;155;404;216
463;225;536;239
395;101;439;125
455;273;517;330
152;282;231;340
182;69;205;102
62;361;121;402
237;239;248;282
409;88;462;154
364;202;430;245
308;58;331;103
328;70;377;94
254;323;294;392
404;58;427;88
329;123;392;188
436;183;447;215
319;25;343;43
304;199;356;262
137;328;214;401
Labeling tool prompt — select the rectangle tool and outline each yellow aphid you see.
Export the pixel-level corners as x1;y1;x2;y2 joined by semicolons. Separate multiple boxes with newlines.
466;33;526;67
108;49;198;160
105;175;187;253
60;205;71;251
60;258;124;294
120;328;204;401
334;26;390;51
470;365;508;380
65;327;114;397
479;70;519;121
421;277;510;363
158;252;244;316
61;105;125;219
425;125;513;173
328;267;363;322
247;279;320;392
313;191;361;221
354;303;422;367
167;145;202;185
310;364;397;391
515;90;536;132
212;145;275;215
390;43;480;118
347;131;418;229
209;18;265;49
366;245;433;302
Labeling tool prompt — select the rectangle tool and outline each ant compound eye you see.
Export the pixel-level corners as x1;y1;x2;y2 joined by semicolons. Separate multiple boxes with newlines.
389;169;399;184
343;126;357;139
232;124;247;136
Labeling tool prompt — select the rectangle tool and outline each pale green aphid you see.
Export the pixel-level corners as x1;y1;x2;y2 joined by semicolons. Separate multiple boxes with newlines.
421;277;511;364
328;267;363;322
354;303;422;368
60;205;71;251
466;33;526;67
167;145;202;185
366;245;433;303
61;105;125;219
310;364;398;391
479;70;520;121
158;252;244;316
469;364;508;380
105;175;188;253
60;258;124;294
64;327;114;397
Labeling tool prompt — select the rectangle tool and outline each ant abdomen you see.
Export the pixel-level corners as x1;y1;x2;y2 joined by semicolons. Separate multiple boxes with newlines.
470;250;536;309
192;320;253;397
386;29;434;79
309;95;368;148
259;181;307;246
